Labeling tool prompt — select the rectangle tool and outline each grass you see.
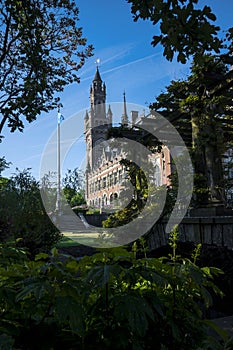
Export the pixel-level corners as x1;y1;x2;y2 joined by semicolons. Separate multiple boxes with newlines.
56;236;81;248
57;232;101;247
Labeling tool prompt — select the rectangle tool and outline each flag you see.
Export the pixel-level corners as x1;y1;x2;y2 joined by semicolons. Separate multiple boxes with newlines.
58;112;64;124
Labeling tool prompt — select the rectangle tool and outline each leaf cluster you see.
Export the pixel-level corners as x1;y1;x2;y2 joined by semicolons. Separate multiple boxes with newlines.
0;0;93;134
62;168;86;207
0;231;229;349
128;0;222;63
0;168;61;256
149;54;233;205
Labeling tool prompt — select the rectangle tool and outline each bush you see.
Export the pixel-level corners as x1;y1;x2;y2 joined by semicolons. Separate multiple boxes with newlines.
0;169;61;256
0;228;230;350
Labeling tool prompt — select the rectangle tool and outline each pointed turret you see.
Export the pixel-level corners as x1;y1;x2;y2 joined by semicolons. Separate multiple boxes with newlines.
121;91;128;126
93;66;102;82
107;104;112;117
84;110;89;132
107;104;113;125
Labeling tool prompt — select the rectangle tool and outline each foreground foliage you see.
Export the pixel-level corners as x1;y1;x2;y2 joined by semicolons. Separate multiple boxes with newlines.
0;229;231;350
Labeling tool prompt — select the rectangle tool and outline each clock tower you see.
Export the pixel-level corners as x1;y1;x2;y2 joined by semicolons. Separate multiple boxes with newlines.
84;66;112;174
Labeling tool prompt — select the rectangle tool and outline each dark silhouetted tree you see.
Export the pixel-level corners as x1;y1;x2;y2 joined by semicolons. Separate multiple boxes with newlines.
0;0;93;136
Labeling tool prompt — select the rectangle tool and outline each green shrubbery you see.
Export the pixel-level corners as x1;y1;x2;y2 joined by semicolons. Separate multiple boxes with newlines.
62;168;86;208
0;168;61;256
0;228;232;350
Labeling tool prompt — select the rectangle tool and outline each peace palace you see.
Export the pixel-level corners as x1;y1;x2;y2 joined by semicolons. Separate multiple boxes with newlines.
84;67;171;210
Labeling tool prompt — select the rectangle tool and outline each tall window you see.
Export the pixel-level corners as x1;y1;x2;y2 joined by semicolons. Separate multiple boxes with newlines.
109;174;113;186
114;172;117;185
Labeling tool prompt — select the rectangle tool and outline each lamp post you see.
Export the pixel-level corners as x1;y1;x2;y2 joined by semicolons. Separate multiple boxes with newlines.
56;104;62;214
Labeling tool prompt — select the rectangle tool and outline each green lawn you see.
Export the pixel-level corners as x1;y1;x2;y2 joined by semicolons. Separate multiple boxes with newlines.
57;233;101;247
56;236;81;248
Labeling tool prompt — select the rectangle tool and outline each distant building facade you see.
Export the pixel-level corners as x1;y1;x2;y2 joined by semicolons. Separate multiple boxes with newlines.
84;67;171;209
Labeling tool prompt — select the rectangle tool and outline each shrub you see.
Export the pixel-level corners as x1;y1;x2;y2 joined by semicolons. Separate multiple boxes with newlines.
0;227;230;349
0;169;61;256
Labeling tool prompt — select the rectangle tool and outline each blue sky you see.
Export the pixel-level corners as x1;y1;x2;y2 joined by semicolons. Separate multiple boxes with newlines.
1;0;232;179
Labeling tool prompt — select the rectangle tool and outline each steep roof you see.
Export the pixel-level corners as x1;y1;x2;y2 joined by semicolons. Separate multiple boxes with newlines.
93;67;102;82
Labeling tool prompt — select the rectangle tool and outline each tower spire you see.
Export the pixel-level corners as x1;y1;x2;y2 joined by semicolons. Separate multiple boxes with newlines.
90;65;106;117
93;58;101;82
121;91;128;126
93;66;102;82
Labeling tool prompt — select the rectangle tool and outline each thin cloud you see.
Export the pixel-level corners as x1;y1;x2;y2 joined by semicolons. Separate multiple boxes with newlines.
79;43;135;76
80;52;161;82
19;153;43;163
101;52;161;75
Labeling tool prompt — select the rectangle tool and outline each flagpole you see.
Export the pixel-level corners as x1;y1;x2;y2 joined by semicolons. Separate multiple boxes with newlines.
56;105;61;213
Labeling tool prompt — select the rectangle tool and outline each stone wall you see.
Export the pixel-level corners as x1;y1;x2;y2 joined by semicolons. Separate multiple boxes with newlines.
145;216;233;251
84;212;108;227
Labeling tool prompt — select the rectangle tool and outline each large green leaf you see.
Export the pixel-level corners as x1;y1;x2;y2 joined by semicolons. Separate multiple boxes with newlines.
113;293;155;337
85;264;122;287
55;296;85;336
0;333;14;350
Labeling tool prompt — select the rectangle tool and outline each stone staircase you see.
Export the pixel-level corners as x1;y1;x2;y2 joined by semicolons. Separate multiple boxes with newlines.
55;213;93;233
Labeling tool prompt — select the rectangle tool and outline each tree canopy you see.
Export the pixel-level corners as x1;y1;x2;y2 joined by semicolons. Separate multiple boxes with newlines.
62;168;86;207
0;0;93;136
127;0;233;64
127;0;233;100
152;55;233;204
127;0;233;207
